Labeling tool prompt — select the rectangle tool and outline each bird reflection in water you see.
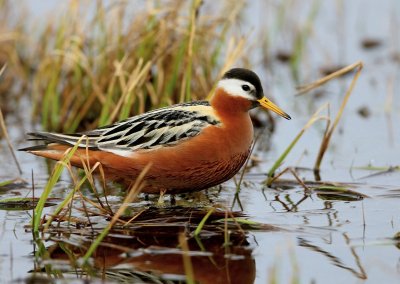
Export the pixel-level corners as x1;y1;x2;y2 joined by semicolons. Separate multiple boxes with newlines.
43;208;258;284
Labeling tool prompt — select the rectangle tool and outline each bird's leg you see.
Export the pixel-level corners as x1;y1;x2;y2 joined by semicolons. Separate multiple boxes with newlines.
170;194;176;206
158;189;167;204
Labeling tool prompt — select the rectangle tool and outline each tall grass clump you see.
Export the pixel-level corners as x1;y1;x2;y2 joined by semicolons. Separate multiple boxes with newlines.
11;0;248;132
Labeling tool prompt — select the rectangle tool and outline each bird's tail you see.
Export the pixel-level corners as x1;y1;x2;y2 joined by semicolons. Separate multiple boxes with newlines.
19;131;98;152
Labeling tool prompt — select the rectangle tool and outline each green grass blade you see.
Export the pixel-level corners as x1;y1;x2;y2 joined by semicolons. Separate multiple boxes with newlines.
80;163;151;265
43;172;89;230
0;179;14;187
193;207;215;237
32;137;84;232
265;104;329;186
179;232;195;284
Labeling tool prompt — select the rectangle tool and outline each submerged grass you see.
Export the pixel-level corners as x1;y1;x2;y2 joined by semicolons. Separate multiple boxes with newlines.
270;178;368;202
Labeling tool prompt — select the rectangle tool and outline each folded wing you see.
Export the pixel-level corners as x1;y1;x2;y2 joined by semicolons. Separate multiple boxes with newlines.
22;101;221;155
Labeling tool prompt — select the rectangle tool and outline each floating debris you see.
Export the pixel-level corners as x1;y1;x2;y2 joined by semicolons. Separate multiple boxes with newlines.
361;38;383;49
357;106;371;118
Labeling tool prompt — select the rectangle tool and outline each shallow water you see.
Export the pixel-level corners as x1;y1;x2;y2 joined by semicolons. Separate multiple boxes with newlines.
1;0;400;283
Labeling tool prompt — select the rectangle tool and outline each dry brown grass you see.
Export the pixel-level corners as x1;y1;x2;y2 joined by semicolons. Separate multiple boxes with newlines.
1;0;249;132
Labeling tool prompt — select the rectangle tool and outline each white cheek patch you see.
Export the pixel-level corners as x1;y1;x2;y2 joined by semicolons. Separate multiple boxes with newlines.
217;78;255;100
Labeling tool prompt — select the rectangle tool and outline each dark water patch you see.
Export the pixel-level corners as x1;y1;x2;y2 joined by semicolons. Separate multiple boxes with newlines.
0;197;58;211
357;106;372;118
0;178;28;191
361;38;383;49
314;185;367;201
275;50;293;63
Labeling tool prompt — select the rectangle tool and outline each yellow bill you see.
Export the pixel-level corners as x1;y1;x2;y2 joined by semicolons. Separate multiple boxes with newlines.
257;97;291;120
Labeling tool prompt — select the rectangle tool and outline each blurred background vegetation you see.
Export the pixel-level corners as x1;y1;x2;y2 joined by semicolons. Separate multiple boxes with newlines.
0;0;255;133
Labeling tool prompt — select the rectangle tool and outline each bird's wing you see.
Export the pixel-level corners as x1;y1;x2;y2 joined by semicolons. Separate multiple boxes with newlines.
24;101;221;155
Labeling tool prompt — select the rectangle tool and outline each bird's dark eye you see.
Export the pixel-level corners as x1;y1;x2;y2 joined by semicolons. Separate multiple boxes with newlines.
242;84;250;91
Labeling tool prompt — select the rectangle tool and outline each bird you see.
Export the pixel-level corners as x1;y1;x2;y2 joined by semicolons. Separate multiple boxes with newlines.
21;68;291;195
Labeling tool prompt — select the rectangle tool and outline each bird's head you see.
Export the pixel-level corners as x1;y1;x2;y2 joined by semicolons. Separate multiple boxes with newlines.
213;68;291;120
